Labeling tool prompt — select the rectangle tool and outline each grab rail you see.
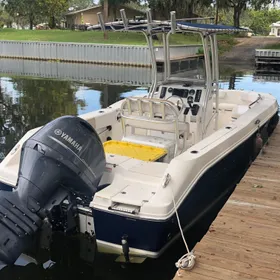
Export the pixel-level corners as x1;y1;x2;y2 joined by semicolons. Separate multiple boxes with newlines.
249;94;262;109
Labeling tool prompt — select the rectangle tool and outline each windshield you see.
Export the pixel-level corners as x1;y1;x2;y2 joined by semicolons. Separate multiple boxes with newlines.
169;56;206;81
154;32;206;84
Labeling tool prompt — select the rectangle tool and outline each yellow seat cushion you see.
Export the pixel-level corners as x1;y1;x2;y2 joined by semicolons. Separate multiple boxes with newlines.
103;140;167;162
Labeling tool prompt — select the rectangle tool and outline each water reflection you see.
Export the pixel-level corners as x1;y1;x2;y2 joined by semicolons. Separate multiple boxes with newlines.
0;59;153;86
0;230;198;280
0;77;147;160
219;66;280;103
2;68;280;161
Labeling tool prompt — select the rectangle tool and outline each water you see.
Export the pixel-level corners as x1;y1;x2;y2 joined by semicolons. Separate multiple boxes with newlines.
0;63;280;279
0;76;147;161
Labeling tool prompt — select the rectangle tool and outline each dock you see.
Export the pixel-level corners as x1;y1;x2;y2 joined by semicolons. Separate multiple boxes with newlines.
174;125;280;280
255;49;280;68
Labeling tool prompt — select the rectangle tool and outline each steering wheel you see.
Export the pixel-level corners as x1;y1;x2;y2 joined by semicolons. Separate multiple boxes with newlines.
166;95;185;114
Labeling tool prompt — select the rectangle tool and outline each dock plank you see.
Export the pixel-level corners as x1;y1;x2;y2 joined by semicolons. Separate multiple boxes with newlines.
174;125;280;280
193;254;280;280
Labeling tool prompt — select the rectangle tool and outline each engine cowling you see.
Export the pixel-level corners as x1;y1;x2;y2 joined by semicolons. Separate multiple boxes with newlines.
0;116;105;264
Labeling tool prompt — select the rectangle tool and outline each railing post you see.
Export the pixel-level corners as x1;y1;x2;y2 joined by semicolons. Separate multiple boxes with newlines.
146;9;153;34
170;11;176;34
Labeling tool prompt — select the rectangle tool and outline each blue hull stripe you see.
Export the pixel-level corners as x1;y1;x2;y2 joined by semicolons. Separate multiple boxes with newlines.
0;181;13;192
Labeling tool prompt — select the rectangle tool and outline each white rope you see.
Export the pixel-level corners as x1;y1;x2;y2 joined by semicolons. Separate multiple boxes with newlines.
169;183;196;276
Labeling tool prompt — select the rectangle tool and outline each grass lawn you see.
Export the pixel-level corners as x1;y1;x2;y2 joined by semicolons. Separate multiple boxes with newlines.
263;43;280;49
0;29;202;45
217;34;238;54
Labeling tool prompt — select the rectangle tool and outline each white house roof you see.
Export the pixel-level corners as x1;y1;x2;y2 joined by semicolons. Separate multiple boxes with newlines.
271;21;280;27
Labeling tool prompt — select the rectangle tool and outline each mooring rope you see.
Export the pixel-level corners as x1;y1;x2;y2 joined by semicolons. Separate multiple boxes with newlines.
169;179;196;276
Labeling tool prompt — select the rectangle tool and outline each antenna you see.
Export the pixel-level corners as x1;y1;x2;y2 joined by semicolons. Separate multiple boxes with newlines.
120;9;128;29
170;11;176;34
146;8;153;33
97;12;105;32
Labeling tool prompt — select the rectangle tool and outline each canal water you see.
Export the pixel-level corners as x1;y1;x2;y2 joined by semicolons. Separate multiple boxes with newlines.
0;62;279;279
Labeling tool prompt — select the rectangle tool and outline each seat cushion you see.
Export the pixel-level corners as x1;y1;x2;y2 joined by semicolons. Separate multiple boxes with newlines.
231;105;249;119
213;102;236;111
103;140;167;162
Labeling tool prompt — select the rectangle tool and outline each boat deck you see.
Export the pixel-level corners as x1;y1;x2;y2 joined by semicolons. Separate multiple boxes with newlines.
174;125;280;280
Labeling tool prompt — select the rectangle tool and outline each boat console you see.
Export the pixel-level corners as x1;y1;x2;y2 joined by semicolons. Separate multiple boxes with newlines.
153;83;210;144
156;84;204;116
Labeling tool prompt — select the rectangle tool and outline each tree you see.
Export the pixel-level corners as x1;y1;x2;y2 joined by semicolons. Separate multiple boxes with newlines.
146;0;192;19
145;0;212;20
12;78;85;128
0;80;24;159
39;0;68;29
214;0;230;24
244;9;280;34
97;84;136;108
4;0;42;29
0;77;86;160
4;0;70;29
101;0;135;21
101;0;138;39
110;0;132;20
222;0;272;28
251;0;272;9
228;73;236;89
0;8;13;28
103;0;109;22
213;0;246;28
68;0;93;10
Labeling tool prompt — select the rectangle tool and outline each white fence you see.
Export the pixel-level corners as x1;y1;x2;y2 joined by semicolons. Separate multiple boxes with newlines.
255;49;280;58
155;45;202;61
0;40;202;66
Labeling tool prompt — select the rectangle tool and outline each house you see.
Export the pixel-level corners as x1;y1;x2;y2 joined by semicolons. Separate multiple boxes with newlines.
269;21;280;37
65;5;145;28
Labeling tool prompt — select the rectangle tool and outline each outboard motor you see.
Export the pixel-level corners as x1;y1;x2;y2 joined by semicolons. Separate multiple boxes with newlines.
0;116;106;265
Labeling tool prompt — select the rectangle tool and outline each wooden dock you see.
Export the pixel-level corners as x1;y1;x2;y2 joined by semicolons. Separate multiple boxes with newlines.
174;125;280;280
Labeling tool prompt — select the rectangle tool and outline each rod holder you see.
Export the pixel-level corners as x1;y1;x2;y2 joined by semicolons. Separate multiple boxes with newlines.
170;11;176;34
120;9;128;29
146;8;153;33
97;12;105;32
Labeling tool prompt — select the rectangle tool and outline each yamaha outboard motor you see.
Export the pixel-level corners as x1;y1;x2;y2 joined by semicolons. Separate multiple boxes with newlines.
0;116;106;265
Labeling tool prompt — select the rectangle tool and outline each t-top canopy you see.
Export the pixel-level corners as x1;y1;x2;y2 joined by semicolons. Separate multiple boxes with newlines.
88;19;249;34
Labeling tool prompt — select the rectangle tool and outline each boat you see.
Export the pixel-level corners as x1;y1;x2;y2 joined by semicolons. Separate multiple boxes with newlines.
0;10;278;266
